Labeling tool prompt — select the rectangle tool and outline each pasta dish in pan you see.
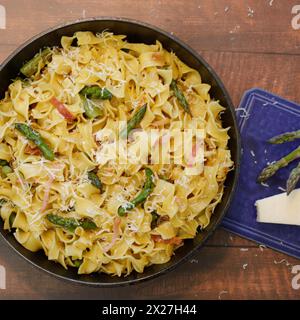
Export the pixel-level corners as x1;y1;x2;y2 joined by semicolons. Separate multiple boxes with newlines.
0;31;233;276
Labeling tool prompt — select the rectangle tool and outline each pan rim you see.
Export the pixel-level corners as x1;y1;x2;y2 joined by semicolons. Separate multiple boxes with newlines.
0;17;241;287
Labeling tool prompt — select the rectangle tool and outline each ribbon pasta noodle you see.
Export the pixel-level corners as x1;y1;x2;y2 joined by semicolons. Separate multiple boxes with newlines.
0;31;233;276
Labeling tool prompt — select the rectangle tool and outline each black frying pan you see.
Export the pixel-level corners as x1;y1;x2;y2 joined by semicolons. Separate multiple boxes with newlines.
0;17;241;287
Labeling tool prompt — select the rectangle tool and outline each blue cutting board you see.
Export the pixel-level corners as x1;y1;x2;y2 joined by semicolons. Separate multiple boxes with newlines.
222;88;300;259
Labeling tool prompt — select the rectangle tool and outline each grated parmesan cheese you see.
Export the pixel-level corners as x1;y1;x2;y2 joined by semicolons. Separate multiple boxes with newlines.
218;290;228;300
278;186;286;192
235;107;250;119
259;244;267;251
189;259;199;264
260;182;269;188
247;6;254;17
274;258;290;266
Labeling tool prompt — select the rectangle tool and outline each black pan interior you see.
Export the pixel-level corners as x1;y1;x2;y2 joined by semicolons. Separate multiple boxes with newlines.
0;18;240;286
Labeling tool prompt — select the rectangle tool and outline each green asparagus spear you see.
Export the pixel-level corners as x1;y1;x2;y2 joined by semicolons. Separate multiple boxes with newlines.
170;79;192;115
0;199;7;208
46;214;97;233
159;65;171;70
79;218;98;230
0;160;9;166
151;210;159;229
80;96;104;119
20;48;52;77
286;162;300;195
80;85;112;100
88;171;103;192
268;130;300;144
118;168;155;216
120;104;147;139
9;211;16;229
15;123;55;161
257;146;300;183
73;260;82;268
2;166;13;177
0;160;13;177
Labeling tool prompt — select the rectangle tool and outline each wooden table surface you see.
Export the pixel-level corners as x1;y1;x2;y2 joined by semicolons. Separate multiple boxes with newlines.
0;0;300;300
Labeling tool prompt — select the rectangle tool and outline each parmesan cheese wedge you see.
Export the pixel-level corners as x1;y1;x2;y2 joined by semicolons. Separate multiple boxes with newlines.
256;189;300;226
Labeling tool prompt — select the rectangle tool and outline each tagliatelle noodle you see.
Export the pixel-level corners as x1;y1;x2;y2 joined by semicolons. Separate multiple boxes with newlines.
0;31;233;276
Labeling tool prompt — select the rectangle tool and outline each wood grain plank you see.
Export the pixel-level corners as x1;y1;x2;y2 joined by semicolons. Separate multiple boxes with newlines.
200;50;300;107
0;240;299;299
0;0;300;300
1;49;299;108
0;0;299;54
206;228;258;247
0;45;16;64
